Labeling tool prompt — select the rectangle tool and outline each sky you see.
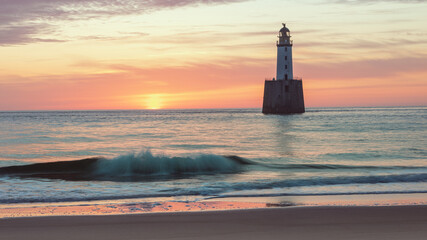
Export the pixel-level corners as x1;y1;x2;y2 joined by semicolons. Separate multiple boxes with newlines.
0;0;426;110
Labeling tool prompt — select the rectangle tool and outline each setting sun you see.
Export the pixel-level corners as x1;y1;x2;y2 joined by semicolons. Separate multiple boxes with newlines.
145;94;163;110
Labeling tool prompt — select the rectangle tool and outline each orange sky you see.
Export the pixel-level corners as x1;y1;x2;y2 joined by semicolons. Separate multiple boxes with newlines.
0;0;426;110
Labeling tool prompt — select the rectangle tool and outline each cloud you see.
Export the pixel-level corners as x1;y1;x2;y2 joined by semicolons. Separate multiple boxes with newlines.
0;0;246;46
1;55;426;110
78;31;149;42
295;56;427;80
0;25;66;46
297;37;427;49
0;57;270;110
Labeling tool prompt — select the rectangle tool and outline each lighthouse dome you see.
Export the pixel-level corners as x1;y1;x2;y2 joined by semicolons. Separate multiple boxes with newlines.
279;24;290;34
279;23;291;38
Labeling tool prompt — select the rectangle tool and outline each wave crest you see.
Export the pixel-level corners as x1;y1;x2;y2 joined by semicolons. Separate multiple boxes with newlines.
94;151;243;176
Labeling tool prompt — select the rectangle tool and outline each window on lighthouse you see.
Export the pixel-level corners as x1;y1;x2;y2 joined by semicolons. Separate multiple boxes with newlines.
285;56;287;60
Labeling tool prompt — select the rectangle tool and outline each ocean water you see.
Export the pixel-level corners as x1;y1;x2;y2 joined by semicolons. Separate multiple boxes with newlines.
0;107;425;204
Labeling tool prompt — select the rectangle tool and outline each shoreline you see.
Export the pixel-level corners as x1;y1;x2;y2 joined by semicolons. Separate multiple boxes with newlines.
1;192;426;219
1;205;426;240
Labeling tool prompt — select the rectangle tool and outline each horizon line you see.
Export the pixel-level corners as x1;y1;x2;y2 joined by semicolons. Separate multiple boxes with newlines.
0;105;425;112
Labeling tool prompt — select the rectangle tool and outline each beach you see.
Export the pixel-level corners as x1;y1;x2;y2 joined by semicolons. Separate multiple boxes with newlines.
1;205;426;240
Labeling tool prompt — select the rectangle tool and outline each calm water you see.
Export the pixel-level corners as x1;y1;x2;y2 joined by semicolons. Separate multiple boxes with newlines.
0;107;426;204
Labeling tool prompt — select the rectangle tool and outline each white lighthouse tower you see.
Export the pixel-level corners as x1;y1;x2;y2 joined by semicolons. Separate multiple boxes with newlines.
276;23;293;80
262;23;305;114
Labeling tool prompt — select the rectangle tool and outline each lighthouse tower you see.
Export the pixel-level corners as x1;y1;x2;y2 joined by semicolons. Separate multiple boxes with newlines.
262;23;305;114
276;24;293;81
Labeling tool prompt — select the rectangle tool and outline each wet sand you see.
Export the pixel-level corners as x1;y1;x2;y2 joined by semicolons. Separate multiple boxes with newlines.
1;205;426;240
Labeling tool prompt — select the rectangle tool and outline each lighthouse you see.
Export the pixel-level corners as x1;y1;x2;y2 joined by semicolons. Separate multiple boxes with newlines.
262;23;305;114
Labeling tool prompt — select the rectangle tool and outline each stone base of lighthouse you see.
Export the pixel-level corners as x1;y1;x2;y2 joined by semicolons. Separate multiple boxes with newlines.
262;79;305;114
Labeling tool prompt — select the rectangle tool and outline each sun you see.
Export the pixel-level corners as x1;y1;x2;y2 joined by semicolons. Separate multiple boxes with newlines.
145;94;163;110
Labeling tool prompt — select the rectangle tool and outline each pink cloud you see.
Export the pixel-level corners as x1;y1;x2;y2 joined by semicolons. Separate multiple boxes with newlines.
295;56;427;80
0;58;271;110
1;55;426;110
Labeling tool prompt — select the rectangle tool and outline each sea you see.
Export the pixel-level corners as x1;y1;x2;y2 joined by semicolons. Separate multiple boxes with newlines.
0;107;426;206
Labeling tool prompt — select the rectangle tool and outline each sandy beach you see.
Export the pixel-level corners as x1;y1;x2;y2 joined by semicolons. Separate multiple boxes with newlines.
1;205;426;240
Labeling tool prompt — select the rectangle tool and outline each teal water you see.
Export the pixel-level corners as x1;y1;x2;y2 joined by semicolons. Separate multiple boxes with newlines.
0;107;425;203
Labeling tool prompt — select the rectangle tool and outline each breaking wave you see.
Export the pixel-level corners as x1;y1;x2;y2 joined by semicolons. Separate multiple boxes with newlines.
1;151;426;183
94;151;247;177
0;151;250;181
